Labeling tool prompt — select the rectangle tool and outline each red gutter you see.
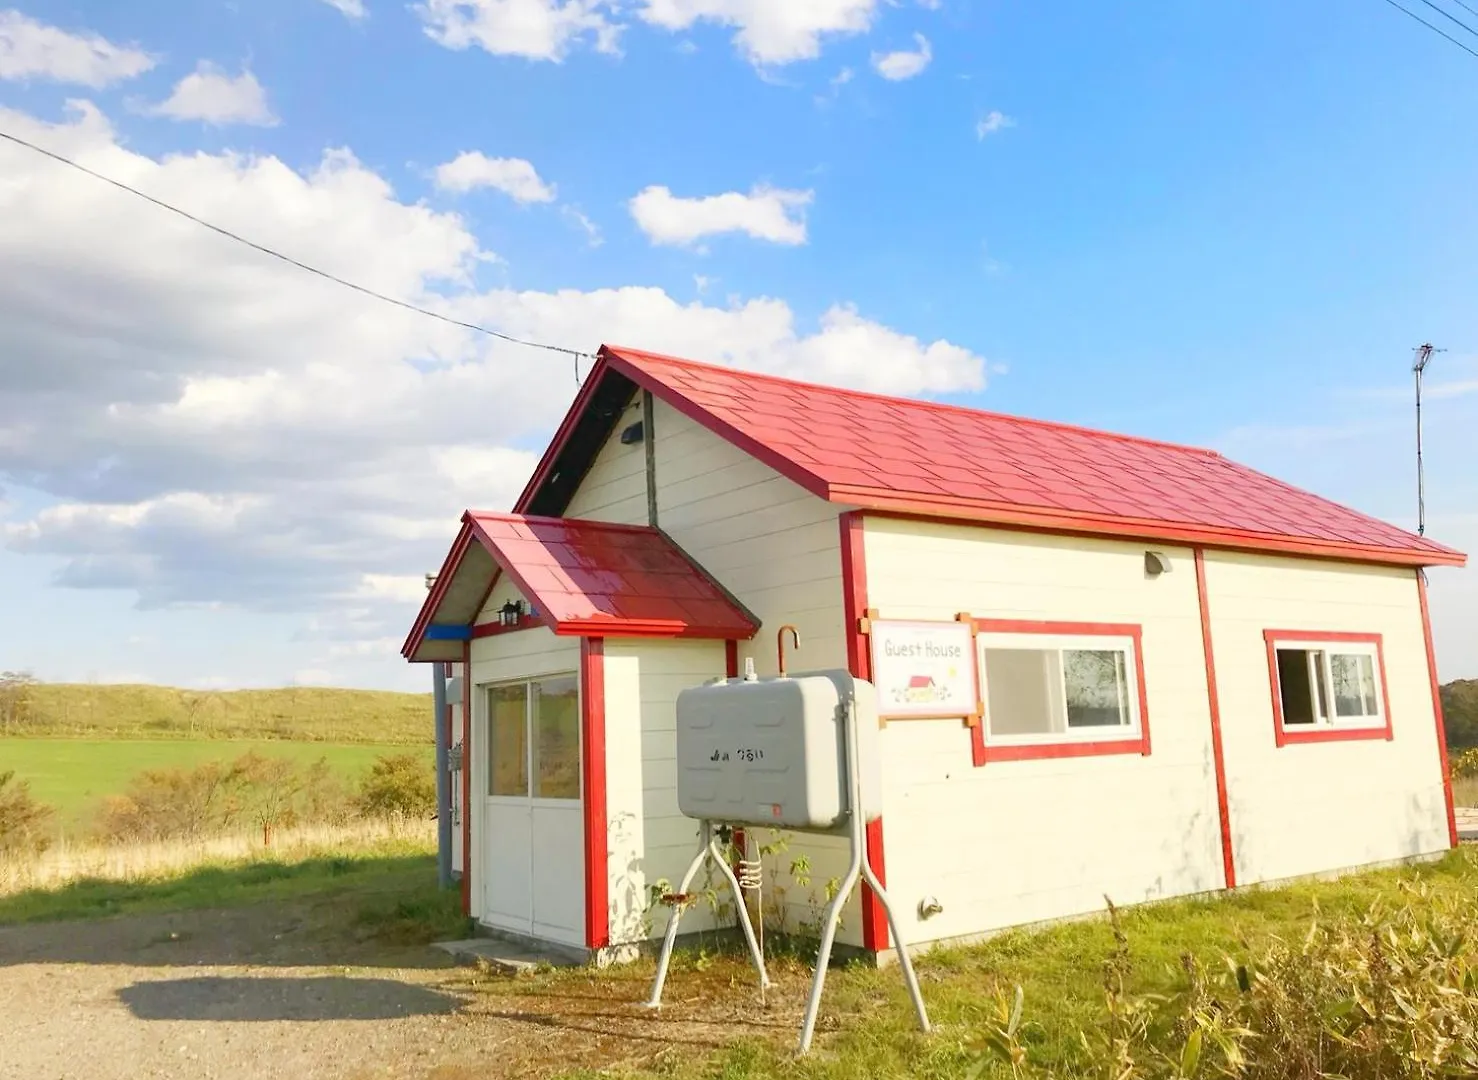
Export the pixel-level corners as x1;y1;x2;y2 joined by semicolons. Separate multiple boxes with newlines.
1194;550;1237;890
839;510;889;954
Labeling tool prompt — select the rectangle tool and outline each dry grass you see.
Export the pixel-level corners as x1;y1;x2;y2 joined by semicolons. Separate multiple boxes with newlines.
0;816;435;897
1452;775;1478;808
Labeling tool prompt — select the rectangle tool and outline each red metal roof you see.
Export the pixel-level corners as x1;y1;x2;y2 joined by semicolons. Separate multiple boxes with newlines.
403;512;759;658
522;345;1463;568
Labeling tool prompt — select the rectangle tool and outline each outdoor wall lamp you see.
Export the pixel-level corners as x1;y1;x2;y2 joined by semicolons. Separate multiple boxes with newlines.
499;599;524;627
1144;551;1172;577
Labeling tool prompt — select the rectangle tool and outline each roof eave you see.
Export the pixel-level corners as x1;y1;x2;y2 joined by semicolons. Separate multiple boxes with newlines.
832;486;1468;570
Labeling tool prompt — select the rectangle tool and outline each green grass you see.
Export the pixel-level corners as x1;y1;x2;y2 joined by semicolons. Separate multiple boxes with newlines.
2;738;433;829
10;682;432;743
561;849;1478;1080
0;835;464;938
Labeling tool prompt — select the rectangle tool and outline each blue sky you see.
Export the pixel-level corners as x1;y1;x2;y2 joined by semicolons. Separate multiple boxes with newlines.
0;0;1474;691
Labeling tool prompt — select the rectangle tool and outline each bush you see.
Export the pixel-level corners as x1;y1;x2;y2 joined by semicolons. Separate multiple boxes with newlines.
0;770;55;855
95;752;367;844
357;753;435;819
1451;747;1478;781
971;884;1478;1079
97;759;250;843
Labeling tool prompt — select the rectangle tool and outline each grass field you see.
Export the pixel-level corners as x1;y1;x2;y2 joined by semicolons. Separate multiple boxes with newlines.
2;738;433;830
9;682;432;744
3;829;1475;1079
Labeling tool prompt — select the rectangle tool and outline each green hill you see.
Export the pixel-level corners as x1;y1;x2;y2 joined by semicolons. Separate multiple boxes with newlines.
3;681;433;745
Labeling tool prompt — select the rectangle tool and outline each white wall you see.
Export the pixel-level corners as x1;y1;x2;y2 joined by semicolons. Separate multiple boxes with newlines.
861;517;1224;948
563;391;647;525
564;394;859;945
1203;553;1448;885
605;639;728;946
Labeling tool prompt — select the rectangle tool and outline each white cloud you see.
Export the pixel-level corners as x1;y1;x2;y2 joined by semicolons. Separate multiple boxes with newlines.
0;10;155;87
638;0;878;65
413;0;879;67
322;0;368;17
434;151;556;202
870;33;931;81
561;205;603;246
145;64;278;127
0;100;985;684
629;184;812;247
976;109;1013;139
415;0;621;62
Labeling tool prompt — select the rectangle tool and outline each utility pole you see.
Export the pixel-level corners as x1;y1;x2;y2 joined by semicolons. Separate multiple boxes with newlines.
1412;343;1444;537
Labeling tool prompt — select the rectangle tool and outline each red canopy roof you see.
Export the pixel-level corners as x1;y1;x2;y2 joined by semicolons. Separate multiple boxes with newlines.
403;512;758;659
515;346;1463;569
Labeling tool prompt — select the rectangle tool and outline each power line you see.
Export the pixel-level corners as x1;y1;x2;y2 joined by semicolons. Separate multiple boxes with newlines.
0;128;597;369
1377;0;1478;59
1409;0;1478;38
1450;0;1478;20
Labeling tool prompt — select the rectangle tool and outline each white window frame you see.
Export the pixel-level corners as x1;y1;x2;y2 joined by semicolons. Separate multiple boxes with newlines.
483;672;582;804
1269;638;1386;734
977;631;1144;749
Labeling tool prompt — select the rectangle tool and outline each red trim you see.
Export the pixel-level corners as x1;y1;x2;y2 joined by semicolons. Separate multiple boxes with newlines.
850;506;1464;571
403;521;477;658
471;616;554;639
1194;550;1236;890
1262;630;1394;746
581;637;610;951
1416;572;1459;849
460;641;472;917
969;619;1152;766
839;511;889;953
512;357;618;514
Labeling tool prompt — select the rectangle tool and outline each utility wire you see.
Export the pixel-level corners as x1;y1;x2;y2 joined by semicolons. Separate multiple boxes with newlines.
1409;0;1478;38
1452;0;1478;20
0;128;597;369
1377;0;1478;58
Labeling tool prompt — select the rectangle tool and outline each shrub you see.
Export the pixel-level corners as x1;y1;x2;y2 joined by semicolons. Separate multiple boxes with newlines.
971;883;1478;1079
0;770;55;855
96;759;251;843
357;752;435;819
1451;747;1478;781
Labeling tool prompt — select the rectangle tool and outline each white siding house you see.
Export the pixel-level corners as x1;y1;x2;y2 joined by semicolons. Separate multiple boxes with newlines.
404;344;1465;964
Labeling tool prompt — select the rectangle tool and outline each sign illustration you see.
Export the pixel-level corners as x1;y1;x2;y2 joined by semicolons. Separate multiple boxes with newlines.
868;620;978;719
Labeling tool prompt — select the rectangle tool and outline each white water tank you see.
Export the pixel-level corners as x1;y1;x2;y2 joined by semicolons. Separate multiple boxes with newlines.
675;669;882;833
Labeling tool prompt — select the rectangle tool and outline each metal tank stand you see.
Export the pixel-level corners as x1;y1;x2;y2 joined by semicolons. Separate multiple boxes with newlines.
797;679;931;1054
644;819;771;1009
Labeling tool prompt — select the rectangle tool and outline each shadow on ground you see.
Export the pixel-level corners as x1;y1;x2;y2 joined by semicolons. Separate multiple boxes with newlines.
117;975;464;1022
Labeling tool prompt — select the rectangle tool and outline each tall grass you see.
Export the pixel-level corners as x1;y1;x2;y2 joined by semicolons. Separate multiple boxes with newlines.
0;816;435;897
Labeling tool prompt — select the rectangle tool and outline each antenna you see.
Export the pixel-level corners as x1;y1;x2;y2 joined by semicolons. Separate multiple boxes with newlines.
1412;343;1444;536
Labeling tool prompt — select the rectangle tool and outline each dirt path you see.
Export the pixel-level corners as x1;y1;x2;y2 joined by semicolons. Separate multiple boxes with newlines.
0;898;810;1080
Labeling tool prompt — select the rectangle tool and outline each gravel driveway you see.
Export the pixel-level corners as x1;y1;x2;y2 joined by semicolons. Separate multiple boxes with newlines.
0;896;803;1080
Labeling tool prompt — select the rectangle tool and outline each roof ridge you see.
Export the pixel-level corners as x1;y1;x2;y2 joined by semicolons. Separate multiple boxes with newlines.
600;344;1225;461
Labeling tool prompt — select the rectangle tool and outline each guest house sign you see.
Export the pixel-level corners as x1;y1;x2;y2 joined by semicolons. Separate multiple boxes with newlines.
868;619;979;721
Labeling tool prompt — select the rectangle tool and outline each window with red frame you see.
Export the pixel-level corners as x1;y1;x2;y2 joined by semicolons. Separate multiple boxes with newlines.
1266;634;1387;741
976;624;1146;751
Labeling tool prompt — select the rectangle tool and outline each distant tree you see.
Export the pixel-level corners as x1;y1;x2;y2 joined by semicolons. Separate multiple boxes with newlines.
0;770;55;855
232;753;304;846
358;753;435;819
0;670;36;731
1442;679;1478;749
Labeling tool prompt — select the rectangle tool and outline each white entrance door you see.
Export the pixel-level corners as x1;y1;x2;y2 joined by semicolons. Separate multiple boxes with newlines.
481;674;585;946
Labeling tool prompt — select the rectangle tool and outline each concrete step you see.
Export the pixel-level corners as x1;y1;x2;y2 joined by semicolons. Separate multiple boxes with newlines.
431;937;581;975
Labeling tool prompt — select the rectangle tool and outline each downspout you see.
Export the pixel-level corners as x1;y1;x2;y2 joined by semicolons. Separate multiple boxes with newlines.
432;660;452;889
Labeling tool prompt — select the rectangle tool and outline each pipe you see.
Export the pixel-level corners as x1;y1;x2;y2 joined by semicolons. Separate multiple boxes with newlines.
433;660;452;890
777;624;800;677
